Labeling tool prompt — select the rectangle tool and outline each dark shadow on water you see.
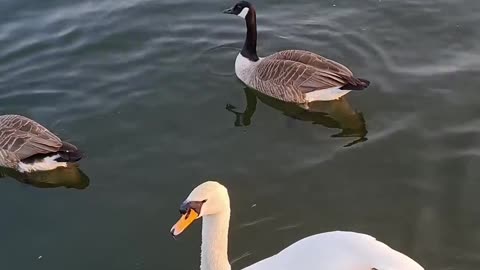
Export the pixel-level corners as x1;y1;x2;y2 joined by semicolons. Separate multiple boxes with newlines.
226;88;368;147
0;165;90;189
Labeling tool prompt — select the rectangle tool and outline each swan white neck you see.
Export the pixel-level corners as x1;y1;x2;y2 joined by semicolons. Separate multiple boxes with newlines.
200;209;231;270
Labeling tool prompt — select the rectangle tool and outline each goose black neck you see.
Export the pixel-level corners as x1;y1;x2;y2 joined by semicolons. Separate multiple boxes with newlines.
241;9;259;62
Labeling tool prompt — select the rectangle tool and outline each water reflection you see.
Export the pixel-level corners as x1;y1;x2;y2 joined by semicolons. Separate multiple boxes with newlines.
0;165;90;189
226;88;368;147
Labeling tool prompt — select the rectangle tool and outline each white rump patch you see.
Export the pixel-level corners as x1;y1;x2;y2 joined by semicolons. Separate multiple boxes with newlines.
18;154;67;173
305;87;351;102
238;7;249;18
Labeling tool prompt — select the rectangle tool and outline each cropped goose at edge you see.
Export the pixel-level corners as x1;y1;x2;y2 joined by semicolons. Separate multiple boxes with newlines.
0;115;82;173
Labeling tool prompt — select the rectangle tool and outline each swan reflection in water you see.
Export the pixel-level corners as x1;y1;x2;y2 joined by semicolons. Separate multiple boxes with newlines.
227;88;368;147
0;164;89;189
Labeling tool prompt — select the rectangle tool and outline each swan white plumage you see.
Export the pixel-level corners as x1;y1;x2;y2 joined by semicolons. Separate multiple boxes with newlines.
170;181;424;270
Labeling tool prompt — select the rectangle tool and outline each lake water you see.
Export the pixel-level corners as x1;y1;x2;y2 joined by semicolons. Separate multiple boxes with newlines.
1;0;479;269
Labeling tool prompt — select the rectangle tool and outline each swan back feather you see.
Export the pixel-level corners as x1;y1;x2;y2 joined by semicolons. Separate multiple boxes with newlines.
243;231;423;270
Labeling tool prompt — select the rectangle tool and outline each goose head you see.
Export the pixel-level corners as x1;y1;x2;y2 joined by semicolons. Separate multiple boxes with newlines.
223;1;253;19
170;181;230;237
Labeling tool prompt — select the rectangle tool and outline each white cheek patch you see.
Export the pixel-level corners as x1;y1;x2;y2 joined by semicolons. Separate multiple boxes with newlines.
238;7;249;18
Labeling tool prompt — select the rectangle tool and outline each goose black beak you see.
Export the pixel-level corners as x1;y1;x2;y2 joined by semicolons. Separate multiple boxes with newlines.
222;7;234;14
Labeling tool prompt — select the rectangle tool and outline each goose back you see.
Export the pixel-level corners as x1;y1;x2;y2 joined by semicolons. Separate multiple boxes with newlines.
244;50;367;103
0;115;63;168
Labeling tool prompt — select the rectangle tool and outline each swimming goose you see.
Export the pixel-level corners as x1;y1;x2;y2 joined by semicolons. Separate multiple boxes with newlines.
0;115;82;173
223;1;370;105
170;181;424;270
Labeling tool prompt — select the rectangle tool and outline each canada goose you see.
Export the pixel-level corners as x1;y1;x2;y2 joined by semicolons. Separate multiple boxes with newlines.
171;181;424;270
0;115;82;173
223;1;370;106
226;87;368;147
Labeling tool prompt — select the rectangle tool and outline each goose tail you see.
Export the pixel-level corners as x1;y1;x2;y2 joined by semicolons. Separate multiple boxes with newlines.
340;78;370;91
57;141;83;162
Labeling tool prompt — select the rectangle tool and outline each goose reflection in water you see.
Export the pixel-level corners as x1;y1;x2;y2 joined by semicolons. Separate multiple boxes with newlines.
227;88;368;147
0;164;89;189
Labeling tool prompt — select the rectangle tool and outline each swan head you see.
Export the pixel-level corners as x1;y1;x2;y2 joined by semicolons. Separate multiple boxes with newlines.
222;1;253;19
170;181;230;237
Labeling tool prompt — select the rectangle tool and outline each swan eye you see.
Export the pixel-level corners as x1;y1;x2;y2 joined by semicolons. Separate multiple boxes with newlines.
184;209;193;219
179;200;206;216
189;200;205;214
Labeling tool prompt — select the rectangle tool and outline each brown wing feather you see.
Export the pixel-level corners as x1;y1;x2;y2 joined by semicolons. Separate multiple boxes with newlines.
0;115;62;160
269;50;354;77
250;50;367;103
254;59;348;92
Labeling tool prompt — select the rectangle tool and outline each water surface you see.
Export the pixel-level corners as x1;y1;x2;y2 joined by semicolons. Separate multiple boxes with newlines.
1;0;480;269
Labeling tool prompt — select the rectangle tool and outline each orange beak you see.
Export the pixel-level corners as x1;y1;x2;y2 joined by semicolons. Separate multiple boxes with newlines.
170;210;199;237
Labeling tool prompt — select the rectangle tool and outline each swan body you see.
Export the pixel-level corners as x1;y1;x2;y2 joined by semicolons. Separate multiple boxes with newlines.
225;1;370;104
244;231;421;270
170;181;424;270
0;115;82;172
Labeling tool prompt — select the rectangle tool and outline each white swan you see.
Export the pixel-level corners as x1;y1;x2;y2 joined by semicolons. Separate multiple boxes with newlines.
170;181;424;270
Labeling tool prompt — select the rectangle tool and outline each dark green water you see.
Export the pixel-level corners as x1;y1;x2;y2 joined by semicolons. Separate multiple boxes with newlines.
1;0;480;269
